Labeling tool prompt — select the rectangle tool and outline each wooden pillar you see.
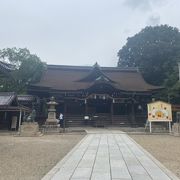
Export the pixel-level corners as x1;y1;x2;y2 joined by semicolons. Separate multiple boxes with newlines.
131;101;136;126
111;101;114;125
4;112;7;129
4;111;7;120
150;121;152;133
64;101;67;115
63;102;67;132
18;109;22;132
169;121;172;133
85;100;88;115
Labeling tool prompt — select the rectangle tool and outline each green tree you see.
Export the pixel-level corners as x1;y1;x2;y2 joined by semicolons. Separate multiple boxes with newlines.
118;25;180;85
118;25;180;103
0;47;46;93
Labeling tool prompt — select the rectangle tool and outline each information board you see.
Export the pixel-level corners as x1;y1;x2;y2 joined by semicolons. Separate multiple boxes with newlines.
147;101;172;122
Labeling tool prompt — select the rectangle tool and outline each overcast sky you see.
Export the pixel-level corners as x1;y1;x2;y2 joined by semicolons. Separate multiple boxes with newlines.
0;0;180;67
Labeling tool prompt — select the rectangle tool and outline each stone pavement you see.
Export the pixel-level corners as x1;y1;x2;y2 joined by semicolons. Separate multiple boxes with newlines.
42;132;179;180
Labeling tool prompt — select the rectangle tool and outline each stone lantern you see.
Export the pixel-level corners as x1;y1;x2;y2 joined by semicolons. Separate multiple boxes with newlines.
46;96;58;125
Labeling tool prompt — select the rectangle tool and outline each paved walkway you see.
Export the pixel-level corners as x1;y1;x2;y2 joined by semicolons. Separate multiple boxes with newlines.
43;133;179;180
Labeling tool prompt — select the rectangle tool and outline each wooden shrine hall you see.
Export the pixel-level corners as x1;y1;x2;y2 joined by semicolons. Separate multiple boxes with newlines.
28;63;161;127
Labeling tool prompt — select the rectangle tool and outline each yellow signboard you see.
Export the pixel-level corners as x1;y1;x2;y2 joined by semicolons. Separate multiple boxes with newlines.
147;101;172;122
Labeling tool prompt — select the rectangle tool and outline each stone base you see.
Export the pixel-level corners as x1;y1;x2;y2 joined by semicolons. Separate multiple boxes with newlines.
44;118;61;134
20;122;42;137
172;123;180;136
43;124;63;134
45;118;59;125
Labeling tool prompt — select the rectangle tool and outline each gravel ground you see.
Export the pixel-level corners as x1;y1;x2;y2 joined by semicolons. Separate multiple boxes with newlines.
0;134;85;180
130;134;180;178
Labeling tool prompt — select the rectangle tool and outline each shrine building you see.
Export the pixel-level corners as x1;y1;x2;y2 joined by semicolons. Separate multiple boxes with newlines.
28;63;161;127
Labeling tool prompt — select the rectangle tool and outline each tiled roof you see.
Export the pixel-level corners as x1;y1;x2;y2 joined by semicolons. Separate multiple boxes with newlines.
0;92;17;106
30;64;162;92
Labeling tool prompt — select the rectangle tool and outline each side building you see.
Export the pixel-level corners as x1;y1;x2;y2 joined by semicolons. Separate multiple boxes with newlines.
28;63;162;127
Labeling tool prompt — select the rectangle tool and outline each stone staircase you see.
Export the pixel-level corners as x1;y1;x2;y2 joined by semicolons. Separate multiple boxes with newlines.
65;114;132;127
65;114;112;127
112;115;131;127
63;114;146;128
65;115;84;127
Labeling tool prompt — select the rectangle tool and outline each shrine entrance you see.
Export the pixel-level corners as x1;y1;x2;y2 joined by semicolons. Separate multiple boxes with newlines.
86;99;111;115
84;98;112;127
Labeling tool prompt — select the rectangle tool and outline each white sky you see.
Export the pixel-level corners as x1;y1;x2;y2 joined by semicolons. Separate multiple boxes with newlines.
0;0;180;67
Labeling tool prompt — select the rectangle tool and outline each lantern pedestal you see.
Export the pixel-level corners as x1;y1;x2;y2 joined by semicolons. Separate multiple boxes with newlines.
45;97;59;125
44;97;62;133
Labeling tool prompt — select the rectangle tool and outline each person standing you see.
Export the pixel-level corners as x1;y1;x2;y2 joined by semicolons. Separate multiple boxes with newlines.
59;113;64;128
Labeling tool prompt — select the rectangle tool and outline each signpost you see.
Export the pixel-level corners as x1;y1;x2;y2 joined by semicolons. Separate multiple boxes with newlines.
147;101;172;133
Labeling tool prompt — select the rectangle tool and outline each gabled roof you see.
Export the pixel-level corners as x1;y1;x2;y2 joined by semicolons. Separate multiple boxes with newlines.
0;92;32;112
77;63;114;83
0;92;18;106
30;64;162;92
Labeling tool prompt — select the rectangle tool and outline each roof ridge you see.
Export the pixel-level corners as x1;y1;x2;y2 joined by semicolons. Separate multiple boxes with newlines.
47;64;138;72
76;65;116;83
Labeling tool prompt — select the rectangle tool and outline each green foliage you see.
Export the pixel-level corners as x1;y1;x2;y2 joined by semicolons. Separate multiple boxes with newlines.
0;47;31;68
0;47;46;93
118;25;180;85
118;25;180;104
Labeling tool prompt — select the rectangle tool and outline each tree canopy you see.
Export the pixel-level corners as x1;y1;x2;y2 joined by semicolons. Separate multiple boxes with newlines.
118;25;180;103
0;47;46;93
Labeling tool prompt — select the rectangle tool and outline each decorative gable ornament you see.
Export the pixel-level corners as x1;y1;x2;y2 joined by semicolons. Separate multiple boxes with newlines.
95;75;110;82
77;63;114;83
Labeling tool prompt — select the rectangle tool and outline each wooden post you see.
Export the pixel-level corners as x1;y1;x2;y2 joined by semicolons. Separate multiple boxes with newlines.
18;109;22;132
63;102;67;133
85;100;89;126
169;121;172;133
85;100;88;115
4;111;7;120
111;101;114;125
150;121;152;133
4;111;7;125
23;111;25;122
64;101;67;115
131;101;136;126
